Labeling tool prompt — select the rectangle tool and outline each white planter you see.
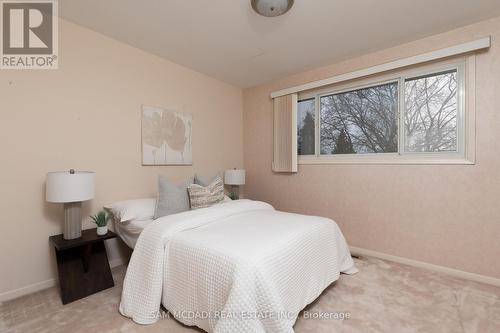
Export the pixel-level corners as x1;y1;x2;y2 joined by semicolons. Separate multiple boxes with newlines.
97;226;108;236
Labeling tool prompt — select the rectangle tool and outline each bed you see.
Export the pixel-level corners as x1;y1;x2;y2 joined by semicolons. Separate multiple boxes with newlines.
114;218;153;249
112;196;233;249
119;199;356;333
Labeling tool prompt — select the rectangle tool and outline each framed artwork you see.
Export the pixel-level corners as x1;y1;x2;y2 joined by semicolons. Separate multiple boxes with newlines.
141;105;192;165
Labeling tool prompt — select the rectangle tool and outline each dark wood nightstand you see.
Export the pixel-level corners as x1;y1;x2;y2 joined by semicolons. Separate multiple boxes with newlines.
49;229;117;304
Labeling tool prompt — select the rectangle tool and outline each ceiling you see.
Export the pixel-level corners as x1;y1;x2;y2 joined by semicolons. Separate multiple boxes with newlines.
60;0;500;88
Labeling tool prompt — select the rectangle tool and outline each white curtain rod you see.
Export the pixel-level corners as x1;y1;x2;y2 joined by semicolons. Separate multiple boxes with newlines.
270;37;490;99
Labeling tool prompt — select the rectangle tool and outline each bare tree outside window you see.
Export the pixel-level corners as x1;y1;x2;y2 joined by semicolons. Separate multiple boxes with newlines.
296;65;464;161
319;82;398;154
404;70;458;152
297;99;315;155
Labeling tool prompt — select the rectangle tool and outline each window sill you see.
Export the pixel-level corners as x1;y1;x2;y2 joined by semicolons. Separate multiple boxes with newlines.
298;156;475;165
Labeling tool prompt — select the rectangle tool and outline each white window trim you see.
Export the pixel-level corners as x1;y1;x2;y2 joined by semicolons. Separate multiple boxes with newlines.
297;55;476;165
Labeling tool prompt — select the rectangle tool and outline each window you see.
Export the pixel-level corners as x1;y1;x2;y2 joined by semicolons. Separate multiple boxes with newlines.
297;60;469;164
404;70;458;152
297;99;315;155
320;82;398;155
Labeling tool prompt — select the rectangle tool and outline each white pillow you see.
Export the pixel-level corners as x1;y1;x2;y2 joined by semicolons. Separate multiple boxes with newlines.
104;198;156;222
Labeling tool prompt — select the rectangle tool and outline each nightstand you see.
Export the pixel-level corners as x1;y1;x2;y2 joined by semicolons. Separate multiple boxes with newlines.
49;229;117;304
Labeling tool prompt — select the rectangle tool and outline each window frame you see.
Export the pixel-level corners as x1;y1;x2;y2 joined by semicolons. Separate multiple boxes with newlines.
297;57;473;165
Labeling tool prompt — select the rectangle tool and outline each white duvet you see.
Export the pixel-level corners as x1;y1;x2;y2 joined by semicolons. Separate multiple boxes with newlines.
119;200;356;333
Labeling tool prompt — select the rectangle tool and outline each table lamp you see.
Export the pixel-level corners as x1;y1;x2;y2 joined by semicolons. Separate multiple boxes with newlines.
224;169;245;200
46;169;95;240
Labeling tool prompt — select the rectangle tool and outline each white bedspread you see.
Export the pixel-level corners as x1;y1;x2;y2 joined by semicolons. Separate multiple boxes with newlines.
119;200;356;332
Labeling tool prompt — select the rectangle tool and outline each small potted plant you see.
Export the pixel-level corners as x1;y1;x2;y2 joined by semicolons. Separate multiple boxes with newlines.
90;210;109;236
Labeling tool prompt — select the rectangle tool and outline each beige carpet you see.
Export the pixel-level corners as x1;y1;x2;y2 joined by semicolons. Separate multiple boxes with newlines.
1;256;499;333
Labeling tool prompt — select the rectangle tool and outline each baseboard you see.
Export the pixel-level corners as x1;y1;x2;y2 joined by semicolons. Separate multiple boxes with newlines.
350;246;500;288
0;279;56;304
0;256;128;304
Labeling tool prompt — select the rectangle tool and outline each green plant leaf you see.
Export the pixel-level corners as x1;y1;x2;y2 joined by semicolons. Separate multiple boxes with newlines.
90;210;108;227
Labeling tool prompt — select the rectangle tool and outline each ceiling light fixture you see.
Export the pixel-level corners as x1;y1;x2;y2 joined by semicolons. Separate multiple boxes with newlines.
251;0;294;17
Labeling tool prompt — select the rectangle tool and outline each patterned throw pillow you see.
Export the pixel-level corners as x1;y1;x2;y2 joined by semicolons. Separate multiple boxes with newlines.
188;176;224;210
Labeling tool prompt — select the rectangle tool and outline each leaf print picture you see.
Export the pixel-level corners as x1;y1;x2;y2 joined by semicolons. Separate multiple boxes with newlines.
142;105;193;165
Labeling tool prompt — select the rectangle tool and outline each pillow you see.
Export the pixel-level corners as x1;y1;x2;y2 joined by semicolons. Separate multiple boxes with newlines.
154;176;193;219
195;174;231;203
104;198;156;223
193;173;222;187
188;176;224;210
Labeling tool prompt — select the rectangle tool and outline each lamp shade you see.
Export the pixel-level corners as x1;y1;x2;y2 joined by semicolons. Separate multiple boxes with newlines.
46;171;95;203
224;169;245;185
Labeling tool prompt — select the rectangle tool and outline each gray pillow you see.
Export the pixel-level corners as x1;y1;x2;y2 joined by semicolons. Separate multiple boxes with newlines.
154;176;193;219
194;173;222;187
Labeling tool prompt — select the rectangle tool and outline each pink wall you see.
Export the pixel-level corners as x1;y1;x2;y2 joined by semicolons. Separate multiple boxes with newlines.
243;16;500;279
